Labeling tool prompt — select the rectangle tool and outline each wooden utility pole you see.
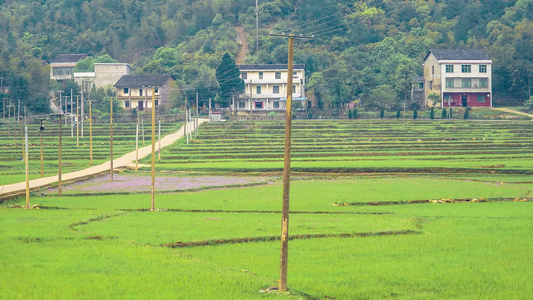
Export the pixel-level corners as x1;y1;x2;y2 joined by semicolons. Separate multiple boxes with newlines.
76;95;79;147
110;97;114;181
271;32;313;293
135;122;139;172
89;101;93;165
70;90;73;137
58;114;62;197
39;119;44;177
195;91;199;139
24;126;30;209
150;87;156;211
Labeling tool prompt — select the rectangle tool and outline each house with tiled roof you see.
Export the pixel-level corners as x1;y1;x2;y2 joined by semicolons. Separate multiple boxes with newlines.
114;74;175;110
423;49;492;107
50;54;88;81
236;64;306;111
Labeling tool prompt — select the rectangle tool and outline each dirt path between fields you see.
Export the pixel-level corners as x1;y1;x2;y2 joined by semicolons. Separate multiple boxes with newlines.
492;107;533;119
0;119;207;201
235;26;248;64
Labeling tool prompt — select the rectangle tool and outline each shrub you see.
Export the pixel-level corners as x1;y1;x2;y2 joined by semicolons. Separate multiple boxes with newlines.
413;109;418;120
449;107;453;119
441;108;447;119
380;108;384;119
430;107;435;120
353;109;358;119
348;110;353;119
464;107;469;119
396;107;401;119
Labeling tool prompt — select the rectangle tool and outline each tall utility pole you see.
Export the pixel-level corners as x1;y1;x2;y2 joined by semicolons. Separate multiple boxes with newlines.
76;95;79;147
39;119;44;177
110;97;114;181
150;87;156;211
81;90;84;138
270;32;313;293
24;126;30;209
194;91;199;138
58;114;62;197
70;89;73;137
89;101;93;165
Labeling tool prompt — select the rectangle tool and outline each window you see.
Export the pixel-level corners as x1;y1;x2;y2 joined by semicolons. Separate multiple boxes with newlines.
432;66;434;74
429;81;433;90
418;82;424;89
256;86;261;94
273;101;280;108
479;65;487;73
238;101;245;109
124;88;129;94
139;89;143;96
462;79;471;88
273;86;280;94
241;72;247;79
155;100;159;107
292;85;296;93
444;94;452;103
259;72;263;79
461;65;471;73
446;65;454;73
255;102;263;109
479;78;488;88
275;72;281;79
155;88;159;94
125;100;130;108
446;78;454;88
477;95;485;103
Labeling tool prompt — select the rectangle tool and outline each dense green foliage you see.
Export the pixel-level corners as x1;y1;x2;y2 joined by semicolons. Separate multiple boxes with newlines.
0;0;531;113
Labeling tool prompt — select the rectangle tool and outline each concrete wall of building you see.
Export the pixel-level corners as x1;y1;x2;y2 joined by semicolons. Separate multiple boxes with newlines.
94;63;130;89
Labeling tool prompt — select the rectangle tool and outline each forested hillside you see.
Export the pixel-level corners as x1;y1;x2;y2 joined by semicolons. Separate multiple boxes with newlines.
0;0;531;113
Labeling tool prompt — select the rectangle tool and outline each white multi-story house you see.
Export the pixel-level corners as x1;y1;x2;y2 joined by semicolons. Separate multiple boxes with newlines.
236;64;306;111
423;49;492;107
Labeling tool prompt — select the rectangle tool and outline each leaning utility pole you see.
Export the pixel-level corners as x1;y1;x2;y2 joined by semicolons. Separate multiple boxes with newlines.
270;32;313;293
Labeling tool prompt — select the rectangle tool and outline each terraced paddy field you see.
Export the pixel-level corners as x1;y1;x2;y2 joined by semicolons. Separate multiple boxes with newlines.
2;119;532;299
148;119;533;174
0;119;181;185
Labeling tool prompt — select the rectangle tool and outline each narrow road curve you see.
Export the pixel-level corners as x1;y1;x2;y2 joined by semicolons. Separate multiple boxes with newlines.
0;119;207;199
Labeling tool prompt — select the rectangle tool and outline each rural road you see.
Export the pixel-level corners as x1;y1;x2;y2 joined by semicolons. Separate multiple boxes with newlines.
0;119;207;200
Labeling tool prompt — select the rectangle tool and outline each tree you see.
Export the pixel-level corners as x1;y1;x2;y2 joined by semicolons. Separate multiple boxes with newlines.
449;107;453;119
430;107;435;120
216;52;243;110
413;108;418;120
396;107;401;119
441;108;447;119
463;107;469;119
353;109;358;119
348;109;353;119
380;107;385;119
428;93;441;107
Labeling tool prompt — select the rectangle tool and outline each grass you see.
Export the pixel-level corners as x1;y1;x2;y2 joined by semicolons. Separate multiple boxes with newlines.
1;119;532;299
